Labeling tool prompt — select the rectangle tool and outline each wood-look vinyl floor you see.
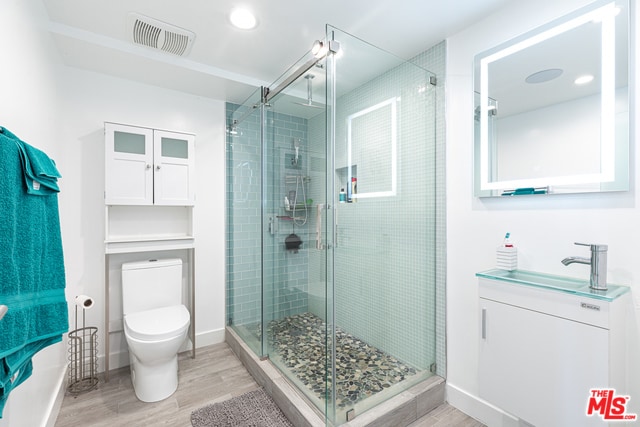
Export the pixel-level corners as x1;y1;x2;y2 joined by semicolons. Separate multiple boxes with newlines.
55;342;484;427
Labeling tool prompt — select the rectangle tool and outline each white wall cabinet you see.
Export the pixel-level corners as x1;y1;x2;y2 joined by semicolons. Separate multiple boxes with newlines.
105;122;195;206
478;273;630;427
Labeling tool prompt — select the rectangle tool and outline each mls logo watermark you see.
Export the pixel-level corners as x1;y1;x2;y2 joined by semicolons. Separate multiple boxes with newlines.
587;389;637;421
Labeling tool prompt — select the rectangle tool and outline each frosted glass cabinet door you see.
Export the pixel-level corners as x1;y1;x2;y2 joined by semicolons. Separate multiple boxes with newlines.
153;130;195;206
105;123;154;205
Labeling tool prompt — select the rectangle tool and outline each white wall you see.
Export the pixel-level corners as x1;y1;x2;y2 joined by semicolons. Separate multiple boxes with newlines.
0;1;67;426
446;0;640;424
57;67;227;369
1;2;227;425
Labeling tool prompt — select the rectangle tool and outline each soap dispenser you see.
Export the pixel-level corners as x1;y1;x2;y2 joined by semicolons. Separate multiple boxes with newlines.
496;232;517;271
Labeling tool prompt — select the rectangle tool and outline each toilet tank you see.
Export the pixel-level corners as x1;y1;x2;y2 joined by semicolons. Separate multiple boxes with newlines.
122;258;183;315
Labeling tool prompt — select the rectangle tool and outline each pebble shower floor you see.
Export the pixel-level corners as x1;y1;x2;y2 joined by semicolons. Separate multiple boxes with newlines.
267;312;417;408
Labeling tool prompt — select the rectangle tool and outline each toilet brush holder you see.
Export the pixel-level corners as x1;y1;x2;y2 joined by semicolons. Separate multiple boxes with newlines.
67;303;99;394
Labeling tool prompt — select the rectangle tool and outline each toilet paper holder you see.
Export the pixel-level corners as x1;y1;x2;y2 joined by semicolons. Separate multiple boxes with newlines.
67;295;99;394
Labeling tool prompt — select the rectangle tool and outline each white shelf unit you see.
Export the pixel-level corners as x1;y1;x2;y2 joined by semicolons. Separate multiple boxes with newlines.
103;122;196;381
104;204;194;245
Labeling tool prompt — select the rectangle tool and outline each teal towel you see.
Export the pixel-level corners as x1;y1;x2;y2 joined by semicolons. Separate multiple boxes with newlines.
0;127;68;418
0;336;60;414
0;358;32;415
1;128;62;195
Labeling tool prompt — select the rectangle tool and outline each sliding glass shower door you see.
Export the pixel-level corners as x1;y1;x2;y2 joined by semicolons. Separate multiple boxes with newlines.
226;25;438;426
260;48;332;414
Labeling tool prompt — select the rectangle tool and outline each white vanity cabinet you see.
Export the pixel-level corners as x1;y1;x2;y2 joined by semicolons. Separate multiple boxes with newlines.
105;122;195;206
477;270;630;427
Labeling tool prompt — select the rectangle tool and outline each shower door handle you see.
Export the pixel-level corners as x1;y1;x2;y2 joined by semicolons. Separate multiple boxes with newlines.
316;204;324;250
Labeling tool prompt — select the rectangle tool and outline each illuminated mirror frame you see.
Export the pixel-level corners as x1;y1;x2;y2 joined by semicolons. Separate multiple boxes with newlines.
346;97;398;199
475;0;629;196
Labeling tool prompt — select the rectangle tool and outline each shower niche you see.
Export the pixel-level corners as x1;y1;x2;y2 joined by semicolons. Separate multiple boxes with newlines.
335;165;357;203
226;25;441;426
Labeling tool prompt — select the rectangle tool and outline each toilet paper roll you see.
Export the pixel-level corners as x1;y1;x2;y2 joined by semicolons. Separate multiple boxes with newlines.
75;295;94;310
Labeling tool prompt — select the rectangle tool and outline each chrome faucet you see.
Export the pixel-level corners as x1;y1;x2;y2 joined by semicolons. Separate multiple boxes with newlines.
561;242;608;291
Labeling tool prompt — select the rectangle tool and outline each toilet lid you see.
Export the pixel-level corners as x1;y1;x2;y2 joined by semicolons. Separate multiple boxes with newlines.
124;305;190;341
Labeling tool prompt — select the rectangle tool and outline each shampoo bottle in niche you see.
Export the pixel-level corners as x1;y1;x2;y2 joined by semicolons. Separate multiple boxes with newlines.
496;232;517;271
350;177;357;203
339;188;346;203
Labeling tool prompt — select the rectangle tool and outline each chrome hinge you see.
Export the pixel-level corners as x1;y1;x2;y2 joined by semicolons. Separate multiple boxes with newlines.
430;362;437;373
346;409;356;422
429;76;437;86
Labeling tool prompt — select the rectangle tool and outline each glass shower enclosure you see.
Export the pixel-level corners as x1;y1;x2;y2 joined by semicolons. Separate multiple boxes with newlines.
226;26;438;425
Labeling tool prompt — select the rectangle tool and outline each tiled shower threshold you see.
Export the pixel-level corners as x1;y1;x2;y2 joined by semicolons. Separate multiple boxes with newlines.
226;326;445;426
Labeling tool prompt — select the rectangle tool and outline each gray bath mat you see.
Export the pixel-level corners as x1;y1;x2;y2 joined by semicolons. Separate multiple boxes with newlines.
191;388;293;427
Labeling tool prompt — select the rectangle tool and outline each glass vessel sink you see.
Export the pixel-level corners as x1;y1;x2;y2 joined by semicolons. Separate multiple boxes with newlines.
476;269;630;302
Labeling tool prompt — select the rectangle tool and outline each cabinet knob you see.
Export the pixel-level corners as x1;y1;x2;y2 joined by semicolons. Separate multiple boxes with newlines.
156;165;161;170
146;164;151;169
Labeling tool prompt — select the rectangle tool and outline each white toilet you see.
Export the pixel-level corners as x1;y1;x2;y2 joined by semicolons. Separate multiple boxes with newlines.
122;258;190;402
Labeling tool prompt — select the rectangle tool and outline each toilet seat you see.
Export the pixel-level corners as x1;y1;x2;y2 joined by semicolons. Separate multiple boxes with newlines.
124;305;190;341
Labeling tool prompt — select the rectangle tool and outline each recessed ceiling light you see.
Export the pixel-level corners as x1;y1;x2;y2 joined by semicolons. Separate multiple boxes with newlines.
525;68;563;84
229;8;257;30
574;74;594;85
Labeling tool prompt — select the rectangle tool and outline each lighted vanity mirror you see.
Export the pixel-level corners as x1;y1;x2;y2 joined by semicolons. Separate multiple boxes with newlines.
474;0;630;197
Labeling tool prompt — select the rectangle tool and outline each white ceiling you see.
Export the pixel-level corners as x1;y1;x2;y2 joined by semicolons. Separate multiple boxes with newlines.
42;0;513;104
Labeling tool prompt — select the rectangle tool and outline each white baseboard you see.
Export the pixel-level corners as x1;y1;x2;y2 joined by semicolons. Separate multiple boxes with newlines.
446;383;519;427
46;366;67;427
194;327;225;348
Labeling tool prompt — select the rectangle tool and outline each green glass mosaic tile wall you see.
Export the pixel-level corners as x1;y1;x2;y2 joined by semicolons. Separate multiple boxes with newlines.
327;49;437;371
226;102;314;340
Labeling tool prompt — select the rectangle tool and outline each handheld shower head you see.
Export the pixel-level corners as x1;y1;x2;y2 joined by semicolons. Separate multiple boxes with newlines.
292;138;301;163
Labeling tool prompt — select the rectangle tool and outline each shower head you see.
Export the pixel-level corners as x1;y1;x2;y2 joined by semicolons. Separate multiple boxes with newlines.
227;120;240;137
294;74;323;109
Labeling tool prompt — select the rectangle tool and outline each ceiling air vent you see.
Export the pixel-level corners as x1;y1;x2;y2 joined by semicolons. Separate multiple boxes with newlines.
128;13;195;56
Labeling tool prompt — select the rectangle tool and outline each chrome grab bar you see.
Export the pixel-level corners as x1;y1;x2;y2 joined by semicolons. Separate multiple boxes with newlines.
0;305;7;321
